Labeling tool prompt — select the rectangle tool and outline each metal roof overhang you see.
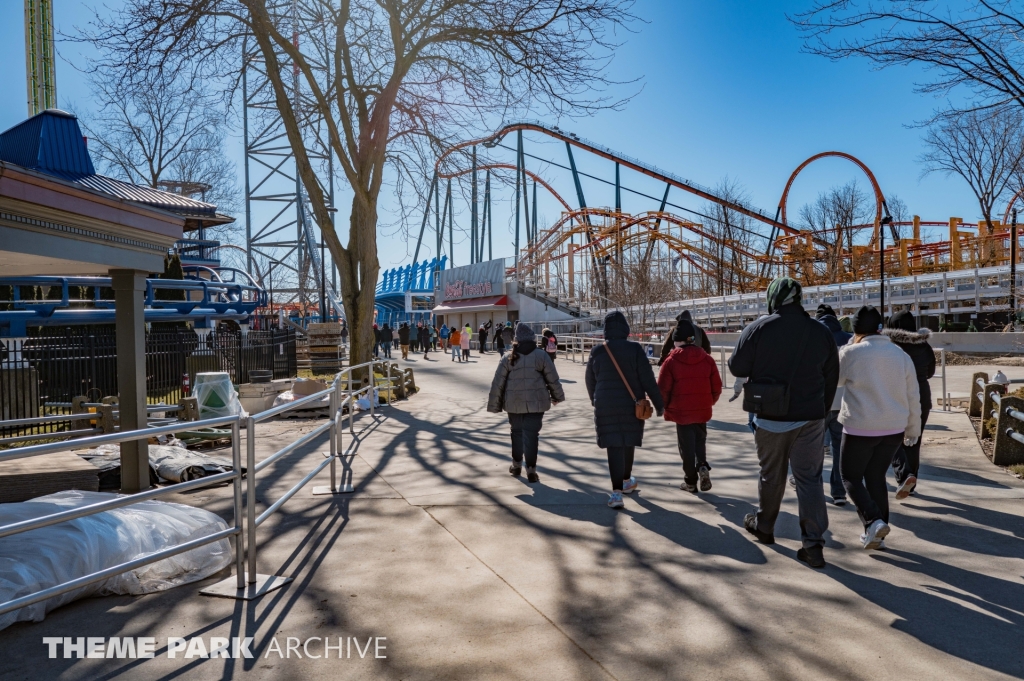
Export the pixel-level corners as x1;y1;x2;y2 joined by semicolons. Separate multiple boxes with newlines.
433;295;508;314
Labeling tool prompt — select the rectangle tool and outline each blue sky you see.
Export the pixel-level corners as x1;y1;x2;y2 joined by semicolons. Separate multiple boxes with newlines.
0;1;980;272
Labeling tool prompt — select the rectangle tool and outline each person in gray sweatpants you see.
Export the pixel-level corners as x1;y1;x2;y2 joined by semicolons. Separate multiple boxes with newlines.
728;277;839;569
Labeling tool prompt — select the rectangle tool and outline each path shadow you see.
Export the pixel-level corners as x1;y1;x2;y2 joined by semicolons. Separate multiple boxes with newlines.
823;553;1022;677
890;508;1024;559
627;495;767;564
916;465;1010;487
708;419;755;434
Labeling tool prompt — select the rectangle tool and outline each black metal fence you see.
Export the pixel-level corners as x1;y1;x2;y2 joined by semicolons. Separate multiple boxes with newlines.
0;328;296;437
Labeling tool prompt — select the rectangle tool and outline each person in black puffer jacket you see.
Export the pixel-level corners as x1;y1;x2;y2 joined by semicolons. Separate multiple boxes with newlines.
884;310;936;499
586;311;664;509
487;323;565;482
728;277;839;569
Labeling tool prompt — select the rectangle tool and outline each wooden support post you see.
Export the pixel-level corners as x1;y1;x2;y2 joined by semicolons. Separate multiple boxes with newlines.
950;217;963;269
980;382;1006;439
969;371;989;418
110;269;149;493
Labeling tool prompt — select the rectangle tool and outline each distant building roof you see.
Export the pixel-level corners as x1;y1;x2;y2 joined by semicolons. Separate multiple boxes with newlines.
0;110;233;226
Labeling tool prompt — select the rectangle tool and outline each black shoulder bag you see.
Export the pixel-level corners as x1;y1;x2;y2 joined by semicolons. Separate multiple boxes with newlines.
741;326;811;419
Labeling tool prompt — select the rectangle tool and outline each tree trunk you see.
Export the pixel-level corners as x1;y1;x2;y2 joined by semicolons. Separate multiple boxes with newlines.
338;192;381;372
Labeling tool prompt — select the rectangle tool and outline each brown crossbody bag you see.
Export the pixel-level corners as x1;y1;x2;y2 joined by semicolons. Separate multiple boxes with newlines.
603;341;654;420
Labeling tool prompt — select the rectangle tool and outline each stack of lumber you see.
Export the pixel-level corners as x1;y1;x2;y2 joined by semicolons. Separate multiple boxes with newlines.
0;451;99;503
306;322;345;374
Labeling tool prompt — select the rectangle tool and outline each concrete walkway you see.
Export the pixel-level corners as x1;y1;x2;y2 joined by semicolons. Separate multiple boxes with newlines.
1;349;1023;680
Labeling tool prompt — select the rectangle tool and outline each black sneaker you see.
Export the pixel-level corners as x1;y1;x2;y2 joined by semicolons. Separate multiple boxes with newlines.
509;463;521;477
744;513;775;544
698;466;712;492
526;467;539;483
797;546;826;569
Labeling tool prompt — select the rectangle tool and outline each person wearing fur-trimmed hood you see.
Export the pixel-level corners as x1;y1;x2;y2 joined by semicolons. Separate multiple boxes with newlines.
883;310;936;499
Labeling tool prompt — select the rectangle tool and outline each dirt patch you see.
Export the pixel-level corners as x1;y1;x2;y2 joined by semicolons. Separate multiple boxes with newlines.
937;351;1024;367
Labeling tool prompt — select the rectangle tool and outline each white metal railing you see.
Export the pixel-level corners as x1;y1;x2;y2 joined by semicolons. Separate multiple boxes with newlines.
243;359;393;584
0;414;245;619
0;358;399;608
610;264;1023;332
1005;407;1024;445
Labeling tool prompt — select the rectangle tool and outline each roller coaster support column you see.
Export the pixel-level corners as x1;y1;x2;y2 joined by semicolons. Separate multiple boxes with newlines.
435;173;442;266
447;179;454;267
760;206;783;282
515;131;522;274
111;269;149;493
532;180;538;248
483;170;492;262
471;146;478;264
409;173;437;289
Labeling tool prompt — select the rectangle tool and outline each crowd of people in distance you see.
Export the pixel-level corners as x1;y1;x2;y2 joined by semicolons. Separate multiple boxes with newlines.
372;318;559;366
485;276;933;569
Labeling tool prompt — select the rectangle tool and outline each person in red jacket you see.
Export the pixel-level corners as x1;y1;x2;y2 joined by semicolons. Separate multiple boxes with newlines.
658;320;722;493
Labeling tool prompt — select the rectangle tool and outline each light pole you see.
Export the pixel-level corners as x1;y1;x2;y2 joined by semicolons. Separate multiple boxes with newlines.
879;210;893;318
1012;209;1018;329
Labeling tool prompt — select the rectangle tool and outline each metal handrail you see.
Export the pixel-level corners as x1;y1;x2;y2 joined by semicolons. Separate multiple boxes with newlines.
0;414;244;618
244;360;392;584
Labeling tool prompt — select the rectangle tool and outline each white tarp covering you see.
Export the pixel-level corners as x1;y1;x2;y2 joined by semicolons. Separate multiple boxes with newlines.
0;491;232;631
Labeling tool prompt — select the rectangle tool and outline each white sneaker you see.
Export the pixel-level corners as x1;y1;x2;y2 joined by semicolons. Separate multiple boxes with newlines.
622;477;639;494
861;519;890;550
608;491;624;509
895;475;917;500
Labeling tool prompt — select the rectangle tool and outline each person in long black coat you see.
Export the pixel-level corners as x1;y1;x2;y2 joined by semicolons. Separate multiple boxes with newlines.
586;311;665;508
884;310;936;498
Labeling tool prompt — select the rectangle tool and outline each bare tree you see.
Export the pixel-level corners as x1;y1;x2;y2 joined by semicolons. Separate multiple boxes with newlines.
793;1;1024;113
798;180;872;283
921;107;1024;252
85;0;636;365
700;178;765;295
887;194;910;239
75;71;241;233
607;249;677;340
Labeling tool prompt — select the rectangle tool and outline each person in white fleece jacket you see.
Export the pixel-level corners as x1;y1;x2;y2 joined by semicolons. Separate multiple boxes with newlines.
837;306;921;550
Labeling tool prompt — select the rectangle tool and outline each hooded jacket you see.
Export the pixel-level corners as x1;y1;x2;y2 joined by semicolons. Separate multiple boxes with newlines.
659;310;711;365
837;335;922;438
818;314;852;349
658;345;723;425
502;325;514;344
728;303;840;422
585;311;665;448
882;326;935;409
487;342;565;413
398;325;410;345
380;325;394;343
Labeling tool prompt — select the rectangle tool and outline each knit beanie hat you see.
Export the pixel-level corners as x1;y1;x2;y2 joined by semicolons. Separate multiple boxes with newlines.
767;277;802;314
852;306;883;335
673;319;696;344
515;323;536;343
